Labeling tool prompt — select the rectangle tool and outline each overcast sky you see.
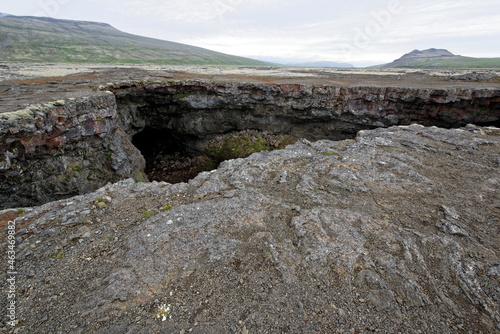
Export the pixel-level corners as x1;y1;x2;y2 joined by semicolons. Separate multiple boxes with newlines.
3;0;500;66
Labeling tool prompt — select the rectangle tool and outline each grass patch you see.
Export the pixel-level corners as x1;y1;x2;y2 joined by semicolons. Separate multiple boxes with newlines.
156;303;172;321
50;251;66;259
67;165;82;173
388;56;500;69
143;210;156;219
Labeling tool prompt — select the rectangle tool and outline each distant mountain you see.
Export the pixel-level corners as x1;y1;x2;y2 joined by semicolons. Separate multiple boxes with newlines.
382;48;500;69
392;48;455;63
249;56;354;68
291;61;354;68
0;15;272;65
0;13;12;17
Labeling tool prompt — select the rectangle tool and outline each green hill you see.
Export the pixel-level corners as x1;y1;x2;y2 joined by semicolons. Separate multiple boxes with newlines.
0;15;271;65
382;49;500;69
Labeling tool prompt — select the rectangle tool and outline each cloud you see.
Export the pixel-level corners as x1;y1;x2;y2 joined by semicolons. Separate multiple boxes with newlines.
109;0;246;23
177;0;500;65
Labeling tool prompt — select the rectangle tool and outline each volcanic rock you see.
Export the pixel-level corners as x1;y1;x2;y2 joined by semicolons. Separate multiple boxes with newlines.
2;124;499;333
1;77;499;209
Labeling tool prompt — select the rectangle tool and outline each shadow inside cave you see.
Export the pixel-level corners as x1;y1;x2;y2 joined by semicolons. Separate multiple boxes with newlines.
132;127;217;184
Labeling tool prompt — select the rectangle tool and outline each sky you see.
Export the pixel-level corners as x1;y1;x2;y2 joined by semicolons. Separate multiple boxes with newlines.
2;0;500;66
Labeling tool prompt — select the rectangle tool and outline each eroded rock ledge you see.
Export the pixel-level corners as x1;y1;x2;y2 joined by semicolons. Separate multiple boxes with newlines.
1;79;499;209
0;92;145;209
2;124;499;333
113;80;500;148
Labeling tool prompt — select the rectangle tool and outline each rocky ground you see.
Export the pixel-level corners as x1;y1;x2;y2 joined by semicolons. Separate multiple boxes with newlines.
1;62;499;114
1;123;499;333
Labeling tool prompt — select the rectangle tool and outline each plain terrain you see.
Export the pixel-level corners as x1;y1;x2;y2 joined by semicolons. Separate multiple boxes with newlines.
1;62;499;114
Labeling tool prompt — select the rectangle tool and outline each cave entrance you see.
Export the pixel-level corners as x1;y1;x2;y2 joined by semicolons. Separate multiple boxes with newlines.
132;128;299;184
132;127;217;184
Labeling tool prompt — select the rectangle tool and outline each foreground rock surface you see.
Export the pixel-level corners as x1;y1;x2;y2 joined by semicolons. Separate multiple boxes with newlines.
1;124;499;333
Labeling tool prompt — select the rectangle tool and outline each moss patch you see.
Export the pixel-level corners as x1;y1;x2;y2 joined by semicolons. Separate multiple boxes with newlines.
205;130;296;163
134;170;148;183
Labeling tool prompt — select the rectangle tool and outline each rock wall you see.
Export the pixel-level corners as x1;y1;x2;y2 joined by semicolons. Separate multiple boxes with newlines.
111;80;500;150
0;92;145;209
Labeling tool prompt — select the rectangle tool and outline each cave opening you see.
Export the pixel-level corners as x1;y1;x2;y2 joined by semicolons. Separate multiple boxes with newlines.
474;119;500;128
132;127;216;184
131;127;300;184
